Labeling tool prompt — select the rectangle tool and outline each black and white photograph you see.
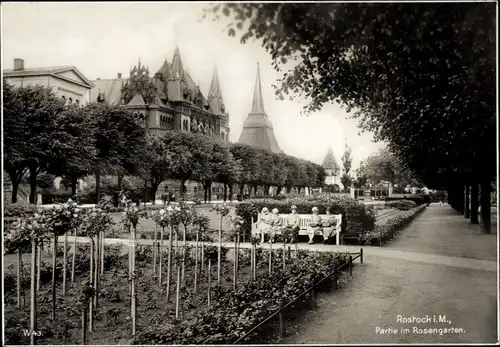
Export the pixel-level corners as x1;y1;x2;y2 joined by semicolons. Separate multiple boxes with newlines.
1;1;498;345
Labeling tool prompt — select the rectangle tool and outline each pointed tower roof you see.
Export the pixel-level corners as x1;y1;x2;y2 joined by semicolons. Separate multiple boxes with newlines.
170;47;184;80
238;62;281;154
250;62;266;115
208;67;222;99
322;147;340;170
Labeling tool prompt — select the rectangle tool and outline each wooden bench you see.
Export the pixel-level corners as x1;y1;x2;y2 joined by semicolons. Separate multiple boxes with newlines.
251;213;342;245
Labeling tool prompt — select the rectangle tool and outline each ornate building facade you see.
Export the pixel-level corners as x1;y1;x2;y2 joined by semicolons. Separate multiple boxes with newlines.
89;47;230;141
322;147;341;189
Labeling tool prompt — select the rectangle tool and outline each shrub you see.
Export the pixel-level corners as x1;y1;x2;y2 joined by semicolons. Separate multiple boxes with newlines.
41;190;73;204
4;203;38;217
235;195;376;239
385;199;417;211
358;204;427;245
384;194;430;206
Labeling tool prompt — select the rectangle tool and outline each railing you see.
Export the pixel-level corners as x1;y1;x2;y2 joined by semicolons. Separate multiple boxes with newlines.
232;248;364;344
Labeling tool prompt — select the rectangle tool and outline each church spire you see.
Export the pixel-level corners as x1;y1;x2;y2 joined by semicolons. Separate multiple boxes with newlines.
250;62;266;115
208;67;222;99
208;66;225;115
170;46;184;80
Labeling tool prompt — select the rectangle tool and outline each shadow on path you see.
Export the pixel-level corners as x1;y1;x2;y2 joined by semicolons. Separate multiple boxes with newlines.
283;203;498;344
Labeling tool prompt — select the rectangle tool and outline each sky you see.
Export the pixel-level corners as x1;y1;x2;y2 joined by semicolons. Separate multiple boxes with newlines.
2;2;386;171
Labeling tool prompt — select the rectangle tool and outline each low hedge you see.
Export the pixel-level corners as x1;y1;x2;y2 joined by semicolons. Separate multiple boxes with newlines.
133;250;351;344
235;195;376;240
4;203;39;218
384;194;430;206
385;199;417;211
358;204;427;246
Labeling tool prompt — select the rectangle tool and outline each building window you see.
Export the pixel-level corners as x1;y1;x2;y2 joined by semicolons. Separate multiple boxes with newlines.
62;96;66;103
75;99;80;106
68;97;73;104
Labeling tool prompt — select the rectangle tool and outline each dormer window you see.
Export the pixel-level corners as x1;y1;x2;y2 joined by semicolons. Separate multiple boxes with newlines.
62;95;66;103
68;97;73;104
75;99;80;106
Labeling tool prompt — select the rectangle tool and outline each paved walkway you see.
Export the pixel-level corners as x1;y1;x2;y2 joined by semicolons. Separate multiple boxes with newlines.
282;203;498;344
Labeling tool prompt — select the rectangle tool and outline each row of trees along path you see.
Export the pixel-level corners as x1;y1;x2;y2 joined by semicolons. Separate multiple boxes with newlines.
211;2;496;233
4;79;326;205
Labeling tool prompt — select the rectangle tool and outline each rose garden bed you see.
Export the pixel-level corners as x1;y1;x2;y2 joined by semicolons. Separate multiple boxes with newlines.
4;243;352;345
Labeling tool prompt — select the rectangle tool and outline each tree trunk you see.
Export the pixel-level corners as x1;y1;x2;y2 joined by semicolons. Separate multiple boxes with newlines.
89;239;93;332
153;229;158;274
51;235;57;321
181;225;187;285
29;165;38;204
151;181;161;206
204;184;208;204
297;187;302;194
37;243;41;291
238;183;245;197
286;186;292;194
95;170;101;205
175;265;181;320
456;184;464;214
223;184;228;202
480;180;491;234
464;185;470;219
70;176;78;196
94;233;99;308
30;241;37;345
277;186;283;195
11;179;19;203
470;183;479;224
208;183;212;202
180;179;185;200
228;183;233;202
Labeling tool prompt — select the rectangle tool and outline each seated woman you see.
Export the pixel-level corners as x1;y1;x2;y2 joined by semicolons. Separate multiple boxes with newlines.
321;207;339;244
307;206;322;244
268;208;283;243
282;205;300;244
257;207;273;242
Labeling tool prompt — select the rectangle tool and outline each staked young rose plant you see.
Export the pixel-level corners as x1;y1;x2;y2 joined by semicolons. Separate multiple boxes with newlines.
80;207;114;239
212;203;231;217
44;199;82;237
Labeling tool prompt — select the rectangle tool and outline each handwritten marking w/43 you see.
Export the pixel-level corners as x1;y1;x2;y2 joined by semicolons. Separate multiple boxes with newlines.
397;314;451;324
22;330;42;337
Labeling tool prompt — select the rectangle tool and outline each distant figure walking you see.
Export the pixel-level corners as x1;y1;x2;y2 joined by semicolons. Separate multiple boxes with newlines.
439;201;443;206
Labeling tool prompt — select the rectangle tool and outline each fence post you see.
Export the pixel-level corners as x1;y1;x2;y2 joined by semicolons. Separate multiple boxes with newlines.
81;306;87;345
279;302;286;338
333;269;338;290
311;287;317;309
349;256;353;276
360;248;363;264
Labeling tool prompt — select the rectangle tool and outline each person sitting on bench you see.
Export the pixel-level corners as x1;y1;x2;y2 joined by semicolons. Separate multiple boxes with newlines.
321;207;338;244
307;206;323;244
257;207;273;242
282;205;300;244
268;208;283;243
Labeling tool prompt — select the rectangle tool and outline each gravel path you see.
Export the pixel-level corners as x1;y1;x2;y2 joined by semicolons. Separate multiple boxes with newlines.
282;203;498;344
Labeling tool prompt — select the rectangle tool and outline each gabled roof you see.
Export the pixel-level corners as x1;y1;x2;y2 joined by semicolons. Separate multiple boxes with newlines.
128;93;146;106
89;78;126;105
3;65;95;89
322;147;341;170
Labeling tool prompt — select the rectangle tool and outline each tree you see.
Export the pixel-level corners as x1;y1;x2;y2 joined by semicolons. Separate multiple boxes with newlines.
86;102;148;203
211;3;495;232
340;143;352;191
162;131;212;199
229;143;260;196
143;134;171;203
353;161;368;189
46;105;96;196
3;81;86;203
